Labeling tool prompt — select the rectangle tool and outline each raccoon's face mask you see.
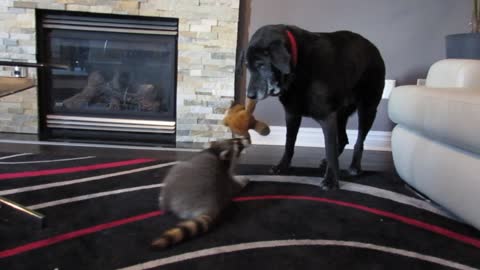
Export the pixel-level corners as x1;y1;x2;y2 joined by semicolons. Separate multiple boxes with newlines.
209;138;250;160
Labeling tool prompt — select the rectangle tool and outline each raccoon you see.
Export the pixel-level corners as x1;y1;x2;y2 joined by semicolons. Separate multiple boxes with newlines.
151;138;250;249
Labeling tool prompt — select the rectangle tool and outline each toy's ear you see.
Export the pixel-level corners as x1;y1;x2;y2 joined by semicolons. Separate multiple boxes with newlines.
253;120;271;136
222;117;229;126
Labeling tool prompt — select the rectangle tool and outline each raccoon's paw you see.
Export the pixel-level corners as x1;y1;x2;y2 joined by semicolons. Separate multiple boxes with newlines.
234;176;250;188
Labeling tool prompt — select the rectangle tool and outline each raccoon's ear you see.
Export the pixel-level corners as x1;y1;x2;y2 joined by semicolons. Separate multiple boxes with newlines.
205;141;215;149
219;150;231;160
269;40;291;74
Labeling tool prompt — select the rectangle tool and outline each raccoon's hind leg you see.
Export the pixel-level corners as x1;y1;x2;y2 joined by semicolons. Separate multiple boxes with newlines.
158;192;169;211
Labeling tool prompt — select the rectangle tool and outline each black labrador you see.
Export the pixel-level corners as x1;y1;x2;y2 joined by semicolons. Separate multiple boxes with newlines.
245;25;385;190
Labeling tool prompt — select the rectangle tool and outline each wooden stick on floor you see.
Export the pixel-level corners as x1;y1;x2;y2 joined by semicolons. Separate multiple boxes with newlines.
0;196;46;229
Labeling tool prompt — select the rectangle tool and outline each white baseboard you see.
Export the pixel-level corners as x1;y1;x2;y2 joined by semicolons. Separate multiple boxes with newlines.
250;126;392;151
250;79;394;150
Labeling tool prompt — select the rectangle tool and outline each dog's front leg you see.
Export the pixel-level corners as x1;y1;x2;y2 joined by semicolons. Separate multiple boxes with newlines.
270;112;301;174
319;112;340;190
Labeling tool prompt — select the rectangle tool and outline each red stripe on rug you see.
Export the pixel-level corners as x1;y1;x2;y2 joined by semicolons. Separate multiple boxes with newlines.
0;158;156;180
233;195;480;249
1;195;479;259
0;210;164;259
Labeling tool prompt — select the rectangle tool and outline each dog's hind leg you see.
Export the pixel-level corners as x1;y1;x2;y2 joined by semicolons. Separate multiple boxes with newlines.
349;66;384;176
270;112;302;174
319;105;356;173
337;105;356;154
319;112;340;190
349;104;377;176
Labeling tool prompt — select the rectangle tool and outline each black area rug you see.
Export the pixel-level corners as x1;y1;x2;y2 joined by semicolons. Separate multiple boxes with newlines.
0;151;479;270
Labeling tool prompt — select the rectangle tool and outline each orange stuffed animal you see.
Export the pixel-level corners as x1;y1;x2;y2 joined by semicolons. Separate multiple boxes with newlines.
223;98;270;140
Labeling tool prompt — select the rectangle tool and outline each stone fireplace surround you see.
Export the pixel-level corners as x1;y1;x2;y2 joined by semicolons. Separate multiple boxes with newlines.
0;0;240;143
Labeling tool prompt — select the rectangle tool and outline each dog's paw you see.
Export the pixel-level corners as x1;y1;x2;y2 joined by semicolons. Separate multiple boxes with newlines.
269;164;290;175
319;158;328;173
320;178;340;191
347;166;363;177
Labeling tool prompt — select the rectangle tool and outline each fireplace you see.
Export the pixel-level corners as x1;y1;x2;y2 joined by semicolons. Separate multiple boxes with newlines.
36;10;178;145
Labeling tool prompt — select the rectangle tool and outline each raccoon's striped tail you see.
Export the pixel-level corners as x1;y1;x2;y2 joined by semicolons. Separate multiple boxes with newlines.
151;214;214;249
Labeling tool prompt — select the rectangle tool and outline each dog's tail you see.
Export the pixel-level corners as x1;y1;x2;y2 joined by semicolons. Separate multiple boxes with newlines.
151;214;214;249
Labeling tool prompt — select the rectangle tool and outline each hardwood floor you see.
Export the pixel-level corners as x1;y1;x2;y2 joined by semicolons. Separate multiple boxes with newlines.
0;132;394;173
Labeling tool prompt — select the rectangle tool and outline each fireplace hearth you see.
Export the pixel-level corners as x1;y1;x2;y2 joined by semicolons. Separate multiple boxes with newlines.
36;10;178;145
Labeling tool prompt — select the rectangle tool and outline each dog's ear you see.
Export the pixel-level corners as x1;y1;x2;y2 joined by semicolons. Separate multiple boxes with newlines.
269;41;291;74
235;49;246;77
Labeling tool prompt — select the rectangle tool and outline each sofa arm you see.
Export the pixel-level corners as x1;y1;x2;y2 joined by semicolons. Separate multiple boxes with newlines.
426;59;480;88
389;85;480;154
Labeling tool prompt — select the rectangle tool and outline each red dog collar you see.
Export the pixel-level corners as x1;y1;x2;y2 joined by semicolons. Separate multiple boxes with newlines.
286;30;298;67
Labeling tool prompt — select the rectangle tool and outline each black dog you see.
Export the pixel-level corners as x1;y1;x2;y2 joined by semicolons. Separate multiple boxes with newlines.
245;25;385;190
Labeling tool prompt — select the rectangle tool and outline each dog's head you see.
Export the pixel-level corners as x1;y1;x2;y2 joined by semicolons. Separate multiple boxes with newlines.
245;25;294;100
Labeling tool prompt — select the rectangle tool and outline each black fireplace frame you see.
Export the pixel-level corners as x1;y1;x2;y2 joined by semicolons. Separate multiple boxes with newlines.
35;9;179;145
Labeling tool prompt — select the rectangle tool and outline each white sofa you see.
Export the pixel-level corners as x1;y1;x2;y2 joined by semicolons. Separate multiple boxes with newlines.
388;59;480;229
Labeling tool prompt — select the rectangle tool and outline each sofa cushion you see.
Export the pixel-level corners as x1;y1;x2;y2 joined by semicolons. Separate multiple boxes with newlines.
389;85;480;155
426;59;480;88
392;125;480;230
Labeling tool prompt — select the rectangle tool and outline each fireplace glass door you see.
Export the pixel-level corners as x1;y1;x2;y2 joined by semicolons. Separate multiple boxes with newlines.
48;30;175;118
37;10;178;144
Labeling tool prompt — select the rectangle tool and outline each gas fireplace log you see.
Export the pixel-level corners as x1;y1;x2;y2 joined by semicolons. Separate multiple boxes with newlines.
133;84;161;112
62;71;106;109
62;70;162;112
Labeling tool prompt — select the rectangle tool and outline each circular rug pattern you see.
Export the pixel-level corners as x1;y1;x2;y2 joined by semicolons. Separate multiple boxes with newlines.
0;152;479;270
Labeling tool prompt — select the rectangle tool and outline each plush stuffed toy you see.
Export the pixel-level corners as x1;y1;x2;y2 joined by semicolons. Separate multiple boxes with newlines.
223;98;270;140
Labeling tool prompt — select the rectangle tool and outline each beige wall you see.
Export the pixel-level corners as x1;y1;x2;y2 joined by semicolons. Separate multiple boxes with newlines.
0;87;37;133
0;0;240;143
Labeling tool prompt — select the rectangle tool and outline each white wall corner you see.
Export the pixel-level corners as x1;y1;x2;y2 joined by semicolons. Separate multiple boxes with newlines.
382;79;396;99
